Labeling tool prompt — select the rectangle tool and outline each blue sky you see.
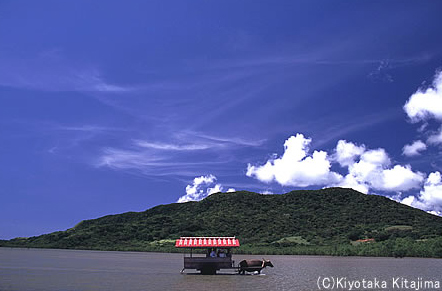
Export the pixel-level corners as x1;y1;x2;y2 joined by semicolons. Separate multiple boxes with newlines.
1;1;442;239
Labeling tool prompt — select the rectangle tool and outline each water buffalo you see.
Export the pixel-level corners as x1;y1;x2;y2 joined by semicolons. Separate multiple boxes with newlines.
238;259;274;274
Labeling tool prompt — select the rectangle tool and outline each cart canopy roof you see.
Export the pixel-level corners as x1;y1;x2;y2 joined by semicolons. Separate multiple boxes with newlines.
175;237;240;248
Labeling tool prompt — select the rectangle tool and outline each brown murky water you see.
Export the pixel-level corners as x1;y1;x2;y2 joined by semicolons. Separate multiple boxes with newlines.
1;248;441;291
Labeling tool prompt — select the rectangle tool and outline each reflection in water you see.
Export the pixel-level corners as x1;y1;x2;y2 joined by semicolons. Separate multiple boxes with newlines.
1;248;441;291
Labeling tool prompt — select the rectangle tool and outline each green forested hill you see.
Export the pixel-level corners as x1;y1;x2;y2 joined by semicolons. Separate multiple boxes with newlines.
2;188;442;257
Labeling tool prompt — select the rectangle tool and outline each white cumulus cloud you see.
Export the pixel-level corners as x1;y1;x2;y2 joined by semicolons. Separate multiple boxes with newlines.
334;140;366;167
246;134;342;187
380;165;425;192
177;174;234;203
247;134;424;194
333;173;370;194
427;127;442;145
336;146;424;193
260;190;274;194
402;140;427;156
402;71;442;156
403;71;442;122
401;171;442;215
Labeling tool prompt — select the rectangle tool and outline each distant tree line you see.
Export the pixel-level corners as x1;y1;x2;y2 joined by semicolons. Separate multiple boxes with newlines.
2;188;442;258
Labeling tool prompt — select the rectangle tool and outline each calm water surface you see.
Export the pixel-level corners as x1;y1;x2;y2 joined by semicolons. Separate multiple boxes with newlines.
1;248;441;291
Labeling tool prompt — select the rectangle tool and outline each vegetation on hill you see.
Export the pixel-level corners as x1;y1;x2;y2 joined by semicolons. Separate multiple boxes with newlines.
2;188;442;257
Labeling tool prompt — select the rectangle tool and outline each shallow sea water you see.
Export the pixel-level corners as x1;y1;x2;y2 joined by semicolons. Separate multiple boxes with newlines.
1;248;441;291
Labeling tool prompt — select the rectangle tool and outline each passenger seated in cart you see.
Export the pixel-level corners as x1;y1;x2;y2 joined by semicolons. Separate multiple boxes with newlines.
209;249;216;258
218;250;226;257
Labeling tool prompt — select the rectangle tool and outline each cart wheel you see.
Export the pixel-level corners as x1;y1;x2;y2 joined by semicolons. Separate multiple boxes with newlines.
201;266;217;275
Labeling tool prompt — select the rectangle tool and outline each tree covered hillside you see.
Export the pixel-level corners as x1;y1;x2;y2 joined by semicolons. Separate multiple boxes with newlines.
2;188;442;257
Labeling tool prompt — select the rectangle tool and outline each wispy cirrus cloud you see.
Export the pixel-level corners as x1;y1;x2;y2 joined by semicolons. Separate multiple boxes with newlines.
4;120;129;154
96;132;263;177
55;124;129;133
98;147;166;169
96;146;230;178
0;50;130;92
177;131;266;147
135;141;211;151
367;60;394;83
307;108;401;149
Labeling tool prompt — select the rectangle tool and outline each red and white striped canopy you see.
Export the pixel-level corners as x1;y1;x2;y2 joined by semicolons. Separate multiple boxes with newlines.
175;237;240;248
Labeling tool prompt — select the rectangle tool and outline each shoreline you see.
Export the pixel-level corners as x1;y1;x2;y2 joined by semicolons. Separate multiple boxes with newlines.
1;246;441;259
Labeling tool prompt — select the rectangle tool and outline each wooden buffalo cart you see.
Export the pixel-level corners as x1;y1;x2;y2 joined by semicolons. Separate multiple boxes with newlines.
175;236;240;274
